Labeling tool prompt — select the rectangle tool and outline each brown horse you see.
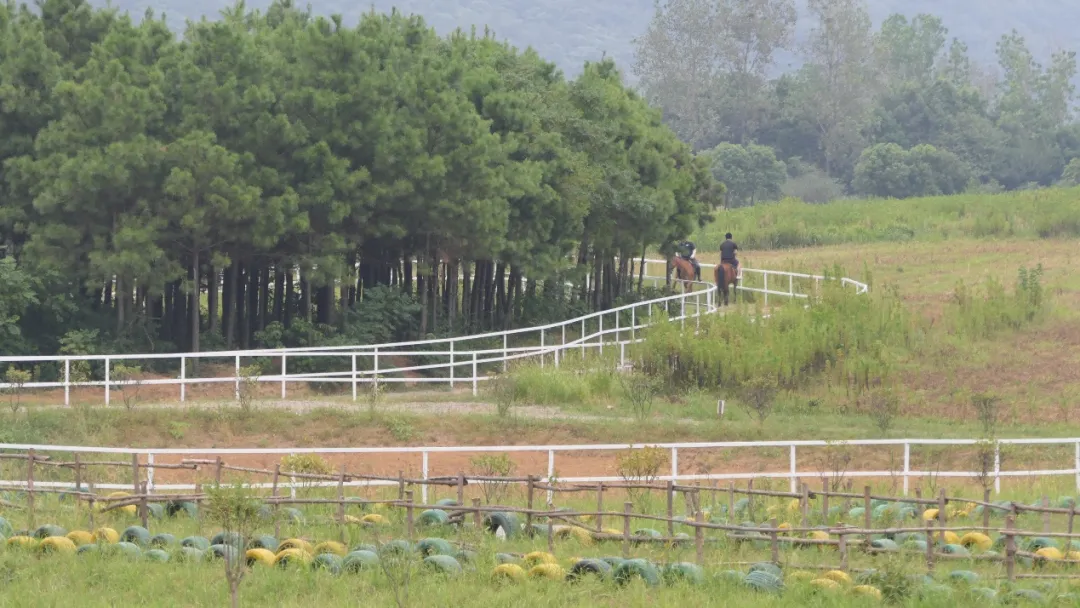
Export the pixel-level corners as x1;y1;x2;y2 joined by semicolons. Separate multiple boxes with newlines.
669;255;696;293
714;262;738;306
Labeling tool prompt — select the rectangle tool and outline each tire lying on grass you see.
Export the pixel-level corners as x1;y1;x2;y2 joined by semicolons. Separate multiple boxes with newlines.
121;526;151;546
959;532;992;551
146;503;165;520
613;559;661;587
247;535;278;551
417;509;450;527
165;500;198;519
6;536;38;551
0;517;13;537
554;526;594;546
32;525;67;539
312;553;343;574
37;536;77;555
567;558;612;582
360;514;388;526
109;542;143;560
378;540;413;557
342;550;379;573
149;533;176;548
210;532;243;547
523;551;557;567
180;536;211;551
423;555;463;576
313;541;348;557
176;547;205;562
663;562;704;585
93;528;121;544
483;512;519;539
416;538;455;557
105;492;137;516
528;563;566;581
246;548;277;567
277;538;314;554
274;548;313;569
145;549;171;563
744;570;784;594
65;531;95;547
492;563;527;583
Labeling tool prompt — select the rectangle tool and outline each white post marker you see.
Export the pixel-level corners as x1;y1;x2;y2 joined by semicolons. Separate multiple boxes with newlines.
717;400;725;418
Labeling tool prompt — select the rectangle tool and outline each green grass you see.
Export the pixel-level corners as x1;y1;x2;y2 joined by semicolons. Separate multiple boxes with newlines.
694;188;1080;250
4;481;1080;607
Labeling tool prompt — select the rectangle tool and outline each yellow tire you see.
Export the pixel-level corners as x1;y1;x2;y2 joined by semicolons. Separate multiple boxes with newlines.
492;563;527;583
788;570;816;582
922;508;938;521
277;538;314;554
343;514;362;524
554;526;594;546
66;530;95;546
92;527;120;544
528;563;566;580
104;492;137;516
6;536;38;550
245;548;276;567
959;532;992;551
810;578;841;590
1036;547;1064;561
313;541;347;556
823;570;852;584
360;513;388;526
274;547;313;567
777;522;792;536
523;551;557;567
853;585;883;599
787;499;801;513
1067;551;1080;561
942;531;961;545
38;536;77;555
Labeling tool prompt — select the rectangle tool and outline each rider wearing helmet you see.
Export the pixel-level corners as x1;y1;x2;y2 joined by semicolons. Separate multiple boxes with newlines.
720;233;739;274
678;240;701;281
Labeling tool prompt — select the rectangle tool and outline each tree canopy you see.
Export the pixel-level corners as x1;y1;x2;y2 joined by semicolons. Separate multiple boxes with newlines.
0;0;718;358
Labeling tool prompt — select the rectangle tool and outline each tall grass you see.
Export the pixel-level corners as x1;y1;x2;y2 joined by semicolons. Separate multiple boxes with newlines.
695;188;1080;250
632;265;1050;397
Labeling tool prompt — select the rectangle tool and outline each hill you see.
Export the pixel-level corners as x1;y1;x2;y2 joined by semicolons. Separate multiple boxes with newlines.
108;0;1078;80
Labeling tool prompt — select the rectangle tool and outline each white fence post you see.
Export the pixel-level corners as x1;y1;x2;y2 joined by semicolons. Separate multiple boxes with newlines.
422;451;429;504
580;319;585;357
472;353;478;396
234;355;240;401
503;335;508;372
450;341;455;388
180;356;186;402
63;358;70;407
547;449;555;503
104;356;111;406
903;442;910;496
671;447;678;480
539;330;544;369
599;316;603;355
789;445;797;493
374;348;379;381
280;353;287;399
631;307;636;341
994;441;1001;494
615;310;620;343
764;273;769;308
351;354;357;401
147;452;155;493
1075;442;1079;492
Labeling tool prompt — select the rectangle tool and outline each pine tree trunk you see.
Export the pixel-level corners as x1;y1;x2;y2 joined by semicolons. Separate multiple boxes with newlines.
207;263;218;334
272;267;284;324
190;253;200;353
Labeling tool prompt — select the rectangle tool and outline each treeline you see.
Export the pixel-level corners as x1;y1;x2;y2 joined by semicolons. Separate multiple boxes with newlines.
636;0;1080;204
0;0;718;357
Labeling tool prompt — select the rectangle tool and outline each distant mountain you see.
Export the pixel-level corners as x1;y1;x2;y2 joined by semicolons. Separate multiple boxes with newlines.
112;0;1076;81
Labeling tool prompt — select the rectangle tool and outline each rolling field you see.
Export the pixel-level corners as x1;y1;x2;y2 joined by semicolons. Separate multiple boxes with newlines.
2;191;1080;606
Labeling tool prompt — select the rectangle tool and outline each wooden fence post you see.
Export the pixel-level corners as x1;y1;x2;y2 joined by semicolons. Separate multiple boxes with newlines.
622;502;632;558
547;515;555;553
596;482;604;530
694;508;705;565
1005;516;1016;582
1069;505;1076;541
666;481;675;537
728;482;735;518
456;472;465;506
1042;496;1051;533
769;517;780;564
140;482;149;530
398;470;405;499
821;477;829;522
747;479;754;520
925;519;935;572
213;456;222;486
863;486;872;545
937;488;947;545
983;487;992;535
526;476;535;530
337;466;347;543
800;483;810;528
272;465;281;539
132;454;140;494
26;449;35;529
838;531;848;571
472;498;482;530
405;490;415;540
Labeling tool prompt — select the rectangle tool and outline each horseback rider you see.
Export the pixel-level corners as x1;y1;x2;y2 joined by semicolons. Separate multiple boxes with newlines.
720;233;739;275
678;240;701;281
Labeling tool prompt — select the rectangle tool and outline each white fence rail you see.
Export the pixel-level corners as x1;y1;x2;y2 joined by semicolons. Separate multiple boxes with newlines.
0;437;1069;503
0;262;867;403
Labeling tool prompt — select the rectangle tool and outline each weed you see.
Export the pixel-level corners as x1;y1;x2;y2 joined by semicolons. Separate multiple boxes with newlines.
204;483;263;608
739;375;777;426
486;372;517;419
112;364;143;411
236;365;261;415
867;386;900;436
469;453;516;504
616;446;669;513
618;371;661;422
3;368;30;414
280;454;332;491
383;415;415;441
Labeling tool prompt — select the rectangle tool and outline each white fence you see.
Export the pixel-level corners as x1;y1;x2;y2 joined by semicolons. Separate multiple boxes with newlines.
0;437;1072;503
0;261;867;404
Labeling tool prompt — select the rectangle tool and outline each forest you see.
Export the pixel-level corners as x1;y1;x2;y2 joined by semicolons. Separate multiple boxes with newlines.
0;0;718;359
635;0;1080;205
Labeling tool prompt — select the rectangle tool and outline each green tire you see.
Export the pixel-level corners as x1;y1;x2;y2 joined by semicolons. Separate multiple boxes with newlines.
568;558;612;582
417;537;455;557
423;554;462;575
180;536;211;551
121;526;151;547
149;533;176;548
417;509;450;527
613;558;661;587
312;553;343;574
342;550;379;573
